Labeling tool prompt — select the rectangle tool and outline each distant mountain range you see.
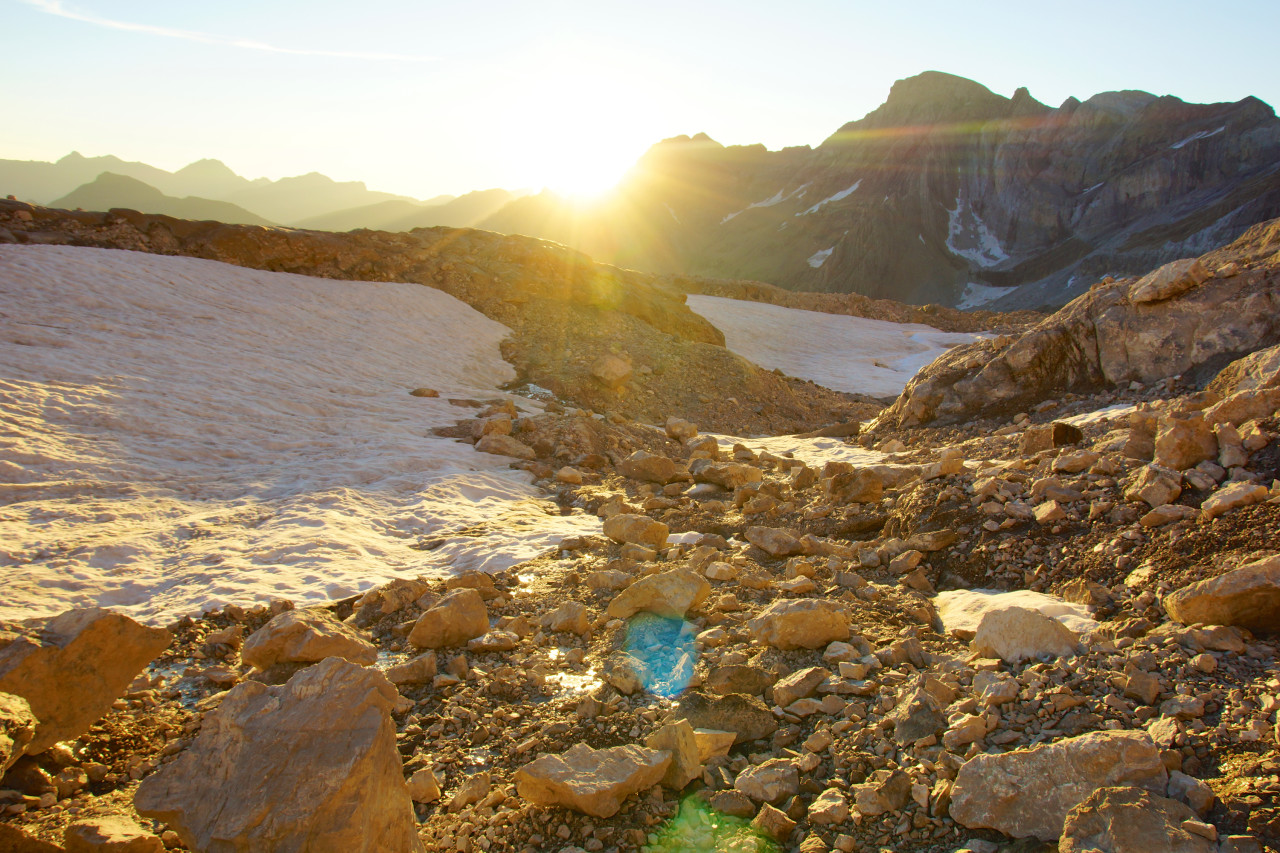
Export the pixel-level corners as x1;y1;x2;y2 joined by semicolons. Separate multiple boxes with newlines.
8;71;1280;309
0;151;519;231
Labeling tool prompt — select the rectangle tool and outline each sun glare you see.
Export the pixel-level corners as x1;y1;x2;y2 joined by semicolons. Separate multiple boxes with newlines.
537;146;634;199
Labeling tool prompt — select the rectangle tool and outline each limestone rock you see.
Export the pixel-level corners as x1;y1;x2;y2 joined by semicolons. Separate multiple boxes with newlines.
1130;258;1210;304
853;769;912;816
1200;481;1268;520
665;417;697;440
748;599;849;650
949;730;1167;841
64;817;164;853
408;589;489;649
1163;555;1280;632
644;720;701;790
474;433;536;460
618;450;679;484
445;570;499;600
1022;422;1084;454
808;788;851;825
135;657;423;853
734;758;799;803
751;803;797;842
0;608;171;753
606;569;710;620
704;664;774;697
515;742;670;818
0;692;37;773
691;460;762;490
544;601;591;635
0;824;64;853
384;652;437;685
672;691;778;745
1153;413;1218;471
971;604;1080;663
1059;786;1215;853
887;681;946;745
744;526;804;557
692;728;736;762
602;513;669;549
823;469;884;504
242;608;376;671
1167;770;1215;817
1205;387;1280;428
1125;464;1183;508
591;354;632;387
772;667;828;708
406;767;441;803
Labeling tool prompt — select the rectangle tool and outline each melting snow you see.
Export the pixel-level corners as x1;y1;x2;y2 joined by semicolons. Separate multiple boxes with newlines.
720;183;812;224
686;294;983;398
957;282;1012;310
0;246;599;624
798;180;862;216
946;191;1010;268
1170;126;1226;150
807;247;834;268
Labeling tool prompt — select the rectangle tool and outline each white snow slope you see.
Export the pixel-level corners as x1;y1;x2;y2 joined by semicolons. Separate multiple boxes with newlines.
0;246;598;624
686;295;981;398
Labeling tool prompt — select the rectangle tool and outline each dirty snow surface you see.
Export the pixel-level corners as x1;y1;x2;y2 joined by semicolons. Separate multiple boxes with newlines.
686;295;982;398
0;246;598;624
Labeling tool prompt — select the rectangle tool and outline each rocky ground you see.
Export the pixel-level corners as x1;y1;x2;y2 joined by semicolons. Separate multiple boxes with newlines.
3;354;1279;851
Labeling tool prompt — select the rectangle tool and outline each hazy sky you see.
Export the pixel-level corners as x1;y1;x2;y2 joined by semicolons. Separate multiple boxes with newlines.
5;0;1279;199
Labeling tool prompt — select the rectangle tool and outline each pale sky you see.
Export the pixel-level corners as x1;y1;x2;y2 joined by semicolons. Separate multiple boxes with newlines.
4;0;1278;199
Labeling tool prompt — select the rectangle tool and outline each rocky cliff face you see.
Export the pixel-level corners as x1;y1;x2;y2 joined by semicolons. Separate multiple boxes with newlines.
483;72;1280;309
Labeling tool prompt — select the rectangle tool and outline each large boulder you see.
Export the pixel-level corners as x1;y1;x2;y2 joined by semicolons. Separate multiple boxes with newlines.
135;657;423;853
474;433;536;460
241;608;376;670
618;450;680;484
748;599;849;650
644;720;702;790
1153;413;1218;471
0;608;171;753
1129;258;1210;304
408;588;488;649
514;742;670;818
1163;555;1280;632
0;692;37;773
602;513;669;549
1059;786;1216;853
971;604;1080;663
606;569;710;620
744;526;805;557
949;730;1167;841
935;589;1095;641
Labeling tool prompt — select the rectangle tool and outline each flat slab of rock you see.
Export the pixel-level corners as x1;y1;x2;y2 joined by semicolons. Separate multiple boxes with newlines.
1130;258;1209;304
748;599;849;650
1164;555;1280;632
474;433;535;460
1059;786;1215;853
935;589;1095;642
135;657;423;853
64;816;164;852
0;608;171;753
602;513;669;549
606;569;710;620
241;608;376;670
744;526;805;557
408;588;488;649
972;604;1080;663
949;730;1167;841
515;742;670;818
0;692;37;773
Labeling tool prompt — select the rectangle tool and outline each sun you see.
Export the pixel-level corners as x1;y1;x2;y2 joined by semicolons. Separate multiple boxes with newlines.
536;145;634;200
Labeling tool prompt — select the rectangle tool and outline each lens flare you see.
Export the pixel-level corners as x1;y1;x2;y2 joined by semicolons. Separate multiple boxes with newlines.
648;795;779;853
623;612;698;698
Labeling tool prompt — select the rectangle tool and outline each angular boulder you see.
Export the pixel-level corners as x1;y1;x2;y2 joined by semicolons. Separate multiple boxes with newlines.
602;513;669;549
644;720;702;790
971;604;1080;663
135;657;423;853
1129;258;1210;304
1153;413;1218;471
672;691;778;745
514;742;670;818
748;599;849;649
1163;555;1280;632
1059;786;1216;853
408;588;488;649
744;526;804;557
1125;464;1183;508
0;608;171;753
0;692;37;773
734;758;799;804
474;433;536;460
607;569;710;620
1022;421;1084;454
618;450;679;484
691;460;762;490
64;816;164;853
949;730;1167;841
241;608;376;670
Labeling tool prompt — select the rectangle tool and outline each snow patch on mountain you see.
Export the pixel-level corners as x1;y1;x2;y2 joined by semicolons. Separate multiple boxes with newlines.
808;247;835;268
798;180;862;216
1171;125;1226;150
947;192;1010;268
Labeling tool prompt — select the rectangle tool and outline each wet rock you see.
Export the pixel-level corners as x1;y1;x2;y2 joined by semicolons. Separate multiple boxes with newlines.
971;604;1080;663
0;692;36;773
949;730;1167;841
64;816;164;853
618;450;680;484
748;599;850;650
475;433;536;460
1163;555;1280;632
734;758;799;803
602;513;670;549
135;657;423;852
606;569;710;620
672;691;778;745
408;588;488;649
514;742;670;818
1058;786;1215;853
0;608;171;753
242;608;376;670
744;526;804;557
